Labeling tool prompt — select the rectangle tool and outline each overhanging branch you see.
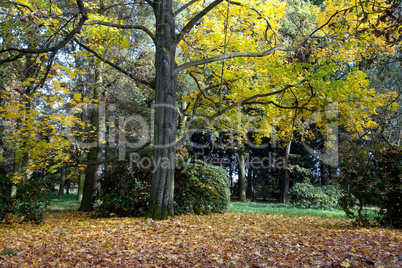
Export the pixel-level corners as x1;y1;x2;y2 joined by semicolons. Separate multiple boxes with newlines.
176;0;224;44
175;0;201;17
74;39;154;88
0;0;88;65
175;45;300;75
175;84;296;149
85;20;156;44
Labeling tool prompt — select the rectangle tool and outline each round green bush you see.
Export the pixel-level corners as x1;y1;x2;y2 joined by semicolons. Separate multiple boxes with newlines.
175;160;230;215
289;182;342;210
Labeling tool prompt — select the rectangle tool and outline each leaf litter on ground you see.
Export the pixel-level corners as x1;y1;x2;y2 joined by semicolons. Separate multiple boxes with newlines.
0;212;401;267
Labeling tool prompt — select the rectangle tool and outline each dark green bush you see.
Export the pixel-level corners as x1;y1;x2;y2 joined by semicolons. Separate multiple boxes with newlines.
94;160;231;217
94;162;150;217
289;182;341;210
175;160;230;215
15;178;49;223
0;162;49;224
0;162;16;221
339;145;401;228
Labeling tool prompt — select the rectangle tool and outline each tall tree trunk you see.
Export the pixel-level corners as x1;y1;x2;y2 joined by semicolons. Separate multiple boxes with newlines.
77;167;85;201
238;147;247;202
58;166;66;199
146;0;177;220
280;141;292;204
320;162;328;186
65;179;71;195
78;149;99;211
78;62;102;211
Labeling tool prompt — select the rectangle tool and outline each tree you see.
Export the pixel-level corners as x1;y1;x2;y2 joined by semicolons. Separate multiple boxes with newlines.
1;0;399;220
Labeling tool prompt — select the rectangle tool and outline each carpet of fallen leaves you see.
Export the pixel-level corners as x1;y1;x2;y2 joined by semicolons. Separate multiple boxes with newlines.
0;212;401;267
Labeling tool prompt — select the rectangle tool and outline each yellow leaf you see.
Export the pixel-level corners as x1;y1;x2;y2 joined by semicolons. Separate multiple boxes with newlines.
341;261;350;268
22;81;30;86
74;93;82;102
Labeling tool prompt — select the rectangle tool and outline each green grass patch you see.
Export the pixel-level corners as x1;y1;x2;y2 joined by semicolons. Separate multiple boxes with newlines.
228;201;347;218
45;195;349;219
45;193;80;212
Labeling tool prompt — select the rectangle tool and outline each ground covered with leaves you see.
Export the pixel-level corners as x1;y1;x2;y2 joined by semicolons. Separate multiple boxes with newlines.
1;212;401;267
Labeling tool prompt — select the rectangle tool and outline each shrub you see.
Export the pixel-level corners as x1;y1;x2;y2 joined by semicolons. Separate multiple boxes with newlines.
0;162;49;224
15;177;49;223
339;145;401;228
175;160;230;215
289;182;341;210
94;160;231;217
0;162;16;221
94;162;150;217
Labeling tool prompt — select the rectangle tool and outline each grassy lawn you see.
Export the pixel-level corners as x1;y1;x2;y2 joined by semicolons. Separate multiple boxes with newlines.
46;193;80;212
48;194;347;218
228;201;347;218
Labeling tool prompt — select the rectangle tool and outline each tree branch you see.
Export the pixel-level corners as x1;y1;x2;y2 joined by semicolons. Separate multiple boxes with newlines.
174;0;201;17
175;84;295;149
76;141;152;165
176;0;224;44
85;20;156;44
0;0;88;66
74;39;154;88
175;45;300;75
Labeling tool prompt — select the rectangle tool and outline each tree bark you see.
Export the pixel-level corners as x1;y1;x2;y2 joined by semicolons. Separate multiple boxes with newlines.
280;141;292;204
146;0;178;220
78;62;103;211
58;166;66;199
238;148;247;202
77;167;85;201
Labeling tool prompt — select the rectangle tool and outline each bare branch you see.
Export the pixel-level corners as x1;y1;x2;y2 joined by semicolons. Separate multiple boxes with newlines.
175;84;295;149
175;45;300;75
5;1;33;12
0;0;88;65
174;0;200;17
74;39;154;88
75;141;152;165
176;0;224;44
85;20;156;44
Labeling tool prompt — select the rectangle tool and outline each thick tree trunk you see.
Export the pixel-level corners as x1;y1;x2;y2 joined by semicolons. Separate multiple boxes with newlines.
146;0;177;220
238;148;247;202
77;168;85;201
78;149;99;211
78;62;102;211
280;141;292;204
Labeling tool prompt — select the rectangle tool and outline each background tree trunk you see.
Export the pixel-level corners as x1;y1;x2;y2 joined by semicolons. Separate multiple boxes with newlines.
58;166;66;199
280;141;292;204
238;148;247;202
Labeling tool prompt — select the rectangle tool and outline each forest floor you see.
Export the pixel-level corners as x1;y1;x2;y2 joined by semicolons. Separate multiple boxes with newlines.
0;198;401;267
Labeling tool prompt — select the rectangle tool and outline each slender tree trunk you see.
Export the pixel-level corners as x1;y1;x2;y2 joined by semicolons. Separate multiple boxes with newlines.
65;179;71;195
238;148;247;202
58;166;66;199
280;141;292;204
146;0;178;220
